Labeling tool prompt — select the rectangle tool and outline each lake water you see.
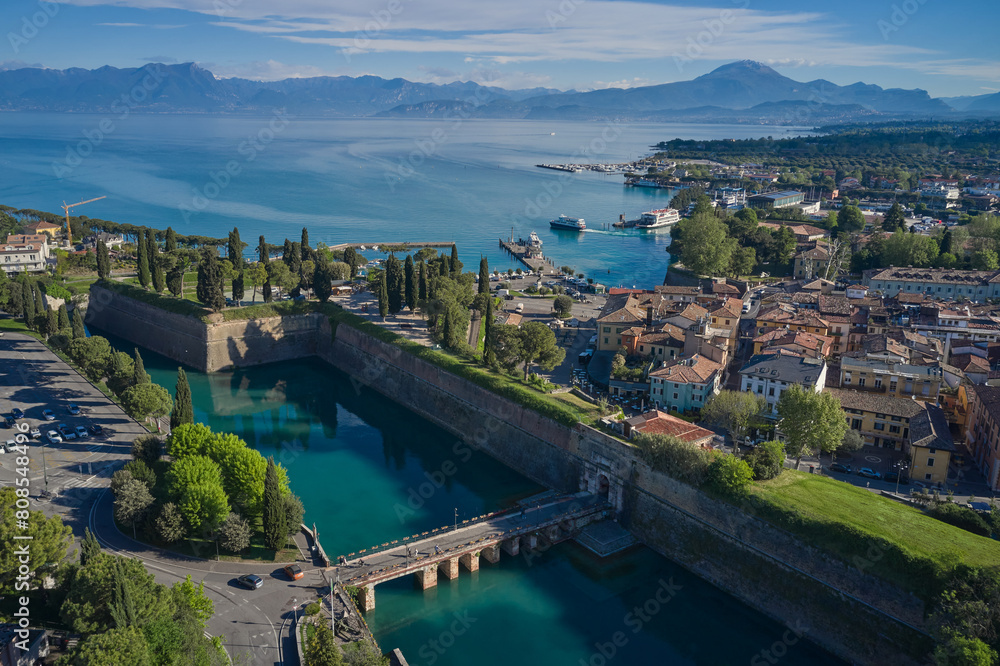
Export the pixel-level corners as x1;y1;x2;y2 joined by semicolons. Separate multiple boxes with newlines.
0;114;812;287
93;332;842;666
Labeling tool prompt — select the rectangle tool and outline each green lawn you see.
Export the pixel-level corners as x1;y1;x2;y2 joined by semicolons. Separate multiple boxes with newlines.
0;317;43;340
750;471;1000;598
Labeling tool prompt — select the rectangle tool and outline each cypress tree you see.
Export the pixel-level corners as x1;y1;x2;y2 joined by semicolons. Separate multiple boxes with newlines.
282;239;293;266
57;303;69;330
80;527;100;567
96;240;110;279
146;229;157;271
313;255;332;302
300;227;310;261
170;367;194;430
137;229;151;289
418;260;427;302
289;242;302;275
45;309;58;337
259;235;272;303
34;283;45;321
167;263;184;297
228;228;245;304
478;256;489;295
438;254;450;280
378;272;388;319
404;255;416;311
22;282;34;327
344;246;358;278
71;308;85;339
483;296;495;366
133;348;150;385
7;279;22;318
151;253;165;293
385;255;403;314
263;457;287;551
165;226;177;253
450;244;460;276
196;248;225;311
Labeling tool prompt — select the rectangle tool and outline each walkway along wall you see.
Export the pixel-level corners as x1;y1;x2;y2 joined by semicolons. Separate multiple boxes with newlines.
86;285;931;665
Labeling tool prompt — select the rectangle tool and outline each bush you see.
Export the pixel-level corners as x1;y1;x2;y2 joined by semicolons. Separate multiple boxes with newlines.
132;434;163;465
633;432;714;486
97;279;209;319
927;502;991;537
706;455;753;498
745;440;785;480
305;602;321;616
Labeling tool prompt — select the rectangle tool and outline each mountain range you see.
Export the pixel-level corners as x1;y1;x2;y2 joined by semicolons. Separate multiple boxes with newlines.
0;60;995;123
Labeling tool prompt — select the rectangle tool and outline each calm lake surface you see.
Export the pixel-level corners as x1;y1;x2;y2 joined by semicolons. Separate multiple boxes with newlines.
0;114;812;287
93;332;842;666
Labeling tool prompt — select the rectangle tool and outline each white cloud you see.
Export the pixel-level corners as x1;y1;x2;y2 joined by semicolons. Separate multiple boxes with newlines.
200;59;345;80
0;60;46;70
99;22;185;28
409;65;553;90
590;77;656;90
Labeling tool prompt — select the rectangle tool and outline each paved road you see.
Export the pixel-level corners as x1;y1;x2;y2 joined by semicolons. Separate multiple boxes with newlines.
0;332;317;665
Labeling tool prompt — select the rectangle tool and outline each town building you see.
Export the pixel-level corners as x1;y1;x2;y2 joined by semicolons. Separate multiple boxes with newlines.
864;266;1000;302
793;243;831;280
0;242;48;274
839;355;943;402
622;410;716;448
746;191;805;210
23;220;62;239
739;351;827;416
965;385;1000;491
647;354;723;414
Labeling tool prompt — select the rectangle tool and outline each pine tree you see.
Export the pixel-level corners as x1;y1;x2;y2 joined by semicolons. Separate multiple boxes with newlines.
258;235;272;303
418;260;427;302
300;227;310;261
378;272;388;319
133;348;150;385
137;229;151;289
22;282;34;327
263;457;287;552
71;308;85;339
478;256;489;295
170;367;194;430
165;226;177;253
96;240;111;279
404;255;416;311
450;244;461;276
483;296;496;366
196;248;225;311
57;303;69;330
228;228;245;304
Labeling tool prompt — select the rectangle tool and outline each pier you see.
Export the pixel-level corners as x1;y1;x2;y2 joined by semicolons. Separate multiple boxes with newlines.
334;493;609;611
499;237;553;274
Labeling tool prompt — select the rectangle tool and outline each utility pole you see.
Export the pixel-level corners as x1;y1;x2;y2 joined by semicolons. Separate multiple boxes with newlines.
454;507;458;532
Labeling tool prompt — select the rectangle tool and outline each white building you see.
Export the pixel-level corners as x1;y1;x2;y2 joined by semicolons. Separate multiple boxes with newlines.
0;242;49;274
738;352;827;416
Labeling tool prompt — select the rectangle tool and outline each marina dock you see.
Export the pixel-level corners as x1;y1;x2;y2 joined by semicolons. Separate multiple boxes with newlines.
499;237;553;273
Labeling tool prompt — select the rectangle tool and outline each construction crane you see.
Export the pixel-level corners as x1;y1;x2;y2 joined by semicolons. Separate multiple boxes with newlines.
60;196;106;247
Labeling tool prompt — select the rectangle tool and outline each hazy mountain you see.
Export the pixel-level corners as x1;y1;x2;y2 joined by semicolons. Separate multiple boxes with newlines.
0;60;981;123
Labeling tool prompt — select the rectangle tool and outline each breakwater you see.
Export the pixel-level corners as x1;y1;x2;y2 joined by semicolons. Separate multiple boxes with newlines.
86;283;931;665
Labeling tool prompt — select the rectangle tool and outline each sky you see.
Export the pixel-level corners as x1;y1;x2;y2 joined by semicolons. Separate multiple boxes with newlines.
1;0;998;97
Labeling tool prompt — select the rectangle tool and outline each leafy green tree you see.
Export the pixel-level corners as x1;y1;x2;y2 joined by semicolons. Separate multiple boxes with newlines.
196;248;225;311
123;459;156;489
228;227;245;304
838;205;865;232
167;455;223;497
171;367;194;430
283;494;305;535
313;254;333;302
701;391;767;453
204;432;267;516
121;383;172;424
22;281;34;327
263;457;287;551
258;235;272;302
73;626;152;666
58;302;70;330
155;503;185;543
166;262;184;297
246;262;267;303
518;321;565;380
61;552;171;634
404;254;416;310
96;239;111;279
553;294;574;318
706;455;753;497
729;246;756;277
171;575;214;629
151;252;165;293
137;229;151;289
300;227;310;260
883;202;906;232
678;213;738;276
727;207;759;242
0;487;73;594
972;249;999;271
343;246;359;279
218;512;251;553
777;384;849;469
450;244;461;276
839;429;865;455
44;308;58;337
306;621;344;666
114;477;155;531
131;434;162;466
478;257;489;295
167;423;213;459
81;527;101;567
165;226;177;253
133;347;150;385
69;336;113;382
745;440;786;480
932;635;997;666
178;482;229;534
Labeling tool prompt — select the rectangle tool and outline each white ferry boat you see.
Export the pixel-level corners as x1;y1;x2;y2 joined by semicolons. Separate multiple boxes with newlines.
529;231;543;249
636;208;680;229
549;214;586;231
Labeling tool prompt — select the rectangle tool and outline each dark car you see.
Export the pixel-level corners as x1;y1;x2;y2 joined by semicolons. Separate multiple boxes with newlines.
88;424;104;437
10;408;24;420
857;467;882;480
828;462;852;474
884;471;909;484
2;417;13;429
237;574;263;590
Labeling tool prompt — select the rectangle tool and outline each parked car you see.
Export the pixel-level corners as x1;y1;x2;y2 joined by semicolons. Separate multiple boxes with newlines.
237;574;263;590
74;426;89;439
30;428;41;439
10;408;24;420
284;564;303;580
58;424;76;441
884;471;909;484
46;431;63;444
828;462;852;474
2;417;13;429
67;404;80;415
42;409;55;421
857;467;881;479
88;424;104;437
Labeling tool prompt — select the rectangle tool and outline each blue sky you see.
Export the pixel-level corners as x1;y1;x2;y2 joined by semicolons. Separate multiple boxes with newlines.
2;0;998;96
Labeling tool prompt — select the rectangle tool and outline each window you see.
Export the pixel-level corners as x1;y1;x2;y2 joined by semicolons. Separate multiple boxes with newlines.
603;327;610;333
925;473;932;480
927;457;935;467
929;448;936;454
874;422;884;431
640;346;644;352
768;387;774;396
889;425;900;434
874;378;882;389
922;384;930;396
673;393;678;400
604;338;609;344
852;419;862;429
858;378;866;387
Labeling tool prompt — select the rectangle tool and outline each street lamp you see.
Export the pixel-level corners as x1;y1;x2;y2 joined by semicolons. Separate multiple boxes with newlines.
454;507;458;532
896;461;909;496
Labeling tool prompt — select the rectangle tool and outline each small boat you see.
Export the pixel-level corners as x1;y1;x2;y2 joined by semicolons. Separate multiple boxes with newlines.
549;215;586;231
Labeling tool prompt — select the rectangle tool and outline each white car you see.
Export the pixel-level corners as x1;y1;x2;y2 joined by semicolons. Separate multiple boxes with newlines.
46;431;63;444
30;428;41;439
75;426;89;439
